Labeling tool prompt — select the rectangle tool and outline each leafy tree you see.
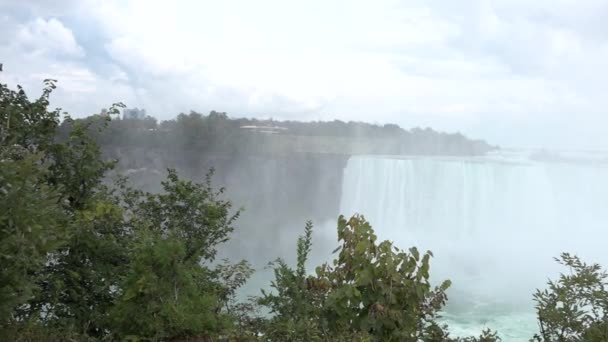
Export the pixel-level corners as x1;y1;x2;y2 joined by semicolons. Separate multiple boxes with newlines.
215;259;256;318
110;230;225;340
0;153;65;329
258;221;332;341
20;104;128;337
127;168;239;262
533;253;608;341
259;216;457;341
46;119;117;211
33;196;129;336
1;80;253;341
315;215;452;341
1;79;61;150
0;80;67;333
110;169;247;340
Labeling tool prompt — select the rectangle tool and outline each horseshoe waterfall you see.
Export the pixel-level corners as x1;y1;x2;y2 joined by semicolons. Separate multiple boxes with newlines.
338;152;608;340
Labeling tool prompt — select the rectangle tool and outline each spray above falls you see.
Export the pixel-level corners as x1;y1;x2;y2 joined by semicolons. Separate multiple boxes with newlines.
338;152;608;339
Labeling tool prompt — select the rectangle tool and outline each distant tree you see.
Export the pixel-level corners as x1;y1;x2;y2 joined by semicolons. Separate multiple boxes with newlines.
77;106;494;157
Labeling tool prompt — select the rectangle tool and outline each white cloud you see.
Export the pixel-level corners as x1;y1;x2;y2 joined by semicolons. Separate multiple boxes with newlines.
15;18;85;58
2;0;608;149
0;14;135;116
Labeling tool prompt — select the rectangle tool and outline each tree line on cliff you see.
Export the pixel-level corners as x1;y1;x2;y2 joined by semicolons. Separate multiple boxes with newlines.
61;108;495;156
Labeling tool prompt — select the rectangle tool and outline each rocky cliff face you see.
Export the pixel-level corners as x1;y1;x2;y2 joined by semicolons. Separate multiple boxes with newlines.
108;147;346;220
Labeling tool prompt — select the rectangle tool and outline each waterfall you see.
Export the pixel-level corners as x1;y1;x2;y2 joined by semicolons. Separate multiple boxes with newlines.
338;153;608;340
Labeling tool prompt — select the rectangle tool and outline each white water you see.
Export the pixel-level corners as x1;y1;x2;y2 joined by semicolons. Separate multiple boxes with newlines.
338;152;608;341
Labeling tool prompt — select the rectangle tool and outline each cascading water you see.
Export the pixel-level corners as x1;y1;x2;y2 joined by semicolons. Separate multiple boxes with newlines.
338;152;608;341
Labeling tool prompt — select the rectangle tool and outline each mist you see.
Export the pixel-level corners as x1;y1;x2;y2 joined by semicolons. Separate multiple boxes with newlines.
4;1;608;341
339;152;608;339
81;112;607;340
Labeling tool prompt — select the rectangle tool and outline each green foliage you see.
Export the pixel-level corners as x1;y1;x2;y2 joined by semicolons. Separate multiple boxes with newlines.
109;168;246;340
315;215;452;341
1;322;96;342
128;168;239;263
1;80;252;341
8;92;127;336
258;221;329;341
110;230;224;340
258;216;456;341
256;216;504;342
0;79;61;150
215;259;256;316
32;199;129;336
532;253;608;342
0;80;67;332
46;120;117;211
0;154;66;328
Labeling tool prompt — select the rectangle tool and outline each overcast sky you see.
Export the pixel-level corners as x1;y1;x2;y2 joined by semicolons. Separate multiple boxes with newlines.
1;0;607;150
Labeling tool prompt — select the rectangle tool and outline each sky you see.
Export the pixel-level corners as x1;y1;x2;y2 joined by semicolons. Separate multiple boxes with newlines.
1;0;608;150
